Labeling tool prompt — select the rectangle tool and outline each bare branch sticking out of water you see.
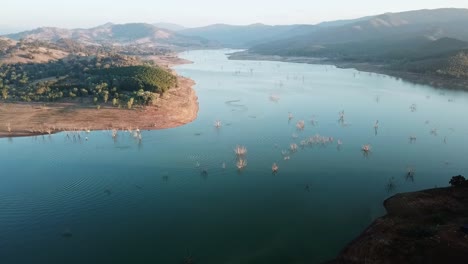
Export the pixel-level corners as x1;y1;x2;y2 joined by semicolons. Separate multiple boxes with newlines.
236;159;247;170
269;94;280;102
272;163;279;173
290;143;298;152
234;145;247;156
386;177;397;193
296;120;305;131
406;167;415;182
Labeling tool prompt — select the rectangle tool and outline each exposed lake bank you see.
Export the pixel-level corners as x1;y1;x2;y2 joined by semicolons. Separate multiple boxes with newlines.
229;51;468;91
329;177;468;264
0;56;199;138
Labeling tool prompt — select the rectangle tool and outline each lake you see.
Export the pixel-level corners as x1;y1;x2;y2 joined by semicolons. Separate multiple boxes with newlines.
1;49;468;264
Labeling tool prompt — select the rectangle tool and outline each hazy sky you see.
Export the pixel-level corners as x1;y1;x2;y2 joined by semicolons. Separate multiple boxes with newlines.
2;0;468;30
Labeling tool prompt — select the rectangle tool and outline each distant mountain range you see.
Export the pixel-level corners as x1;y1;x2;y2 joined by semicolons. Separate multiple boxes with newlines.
177;16;371;48
3;8;468;80
4;8;468;51
250;8;468;56
8;8;468;52
240;8;468;89
178;23;314;48
4;23;214;49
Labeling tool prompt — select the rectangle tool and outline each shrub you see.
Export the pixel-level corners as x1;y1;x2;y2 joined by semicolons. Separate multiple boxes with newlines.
449;175;466;186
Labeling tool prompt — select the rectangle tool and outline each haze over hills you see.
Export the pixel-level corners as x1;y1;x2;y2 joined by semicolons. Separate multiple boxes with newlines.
4;23;215;49
227;8;468;88
178;23;315;48
177;17;369;48
2;16;375;50
249;8;468;55
0;25;30;35
3;7;468;84
3;8;468;51
9;8;468;52
153;22;186;32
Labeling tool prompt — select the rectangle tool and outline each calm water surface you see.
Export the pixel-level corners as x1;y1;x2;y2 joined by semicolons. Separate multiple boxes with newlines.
1;49;468;264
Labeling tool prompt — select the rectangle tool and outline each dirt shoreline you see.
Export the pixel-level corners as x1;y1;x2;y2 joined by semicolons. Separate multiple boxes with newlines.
328;180;468;264
228;51;468;91
0;55;199;138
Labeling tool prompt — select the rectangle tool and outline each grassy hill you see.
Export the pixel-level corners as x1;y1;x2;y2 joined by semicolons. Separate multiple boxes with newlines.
0;38;73;64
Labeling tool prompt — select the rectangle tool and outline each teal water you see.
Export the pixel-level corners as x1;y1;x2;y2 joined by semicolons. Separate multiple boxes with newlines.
1;49;468;264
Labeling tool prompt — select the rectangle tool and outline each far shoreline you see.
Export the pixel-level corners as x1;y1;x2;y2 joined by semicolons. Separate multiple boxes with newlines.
0;54;199;139
228;51;468;91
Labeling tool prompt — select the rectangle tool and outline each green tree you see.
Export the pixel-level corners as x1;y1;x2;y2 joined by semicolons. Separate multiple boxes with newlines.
127;97;134;109
80;89;88;96
103;91;109;103
19;73;29;85
1;86;8;100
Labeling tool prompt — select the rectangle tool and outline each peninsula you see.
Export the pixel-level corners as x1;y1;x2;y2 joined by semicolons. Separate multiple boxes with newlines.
0;23;205;138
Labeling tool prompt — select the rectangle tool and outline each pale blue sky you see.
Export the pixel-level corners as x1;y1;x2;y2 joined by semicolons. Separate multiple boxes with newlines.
2;0;468;30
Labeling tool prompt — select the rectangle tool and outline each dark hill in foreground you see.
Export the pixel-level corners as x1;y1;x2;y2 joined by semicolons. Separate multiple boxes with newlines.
329;176;468;264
